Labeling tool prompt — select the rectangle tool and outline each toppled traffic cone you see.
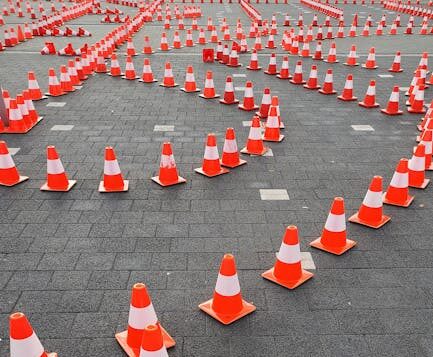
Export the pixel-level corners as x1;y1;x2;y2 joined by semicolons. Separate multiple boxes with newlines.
99;146;129;192
263;105;284;142
344;45;359;66
238;81;258;111
262;225;314;289
41;146;76;191
40;41;56;55
310;197;356;255
289;61;305;84
381;86;402;115
159;62;178;88
264;53;278;75
199;253;255;324
220;76;239;105
389;51;403;72
359;80;379;108
46;68;65;97
304;65;320;90
408;144;430;189
221;128;246;168
195;134;229;177
318;69;336;95
181;66;200;93
152;142;186;186
246;49;261;70
383;158;414;207
139;58;157;83
199;71;219;99
362;47;378;69
0;141;28;186
28;71;47;100
109;53;123;77
256;88;271;118
241;116;268;156
338;74;357;101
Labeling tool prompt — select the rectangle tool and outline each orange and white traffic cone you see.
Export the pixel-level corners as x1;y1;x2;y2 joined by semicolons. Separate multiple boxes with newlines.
115;283;175;356
300;41;311;58
241;116;268;156
125;37;137;56
46;68;65;97
265;33;276;49
276;56;291;79
142;36;154;54
256;88;272;118
246;49;261;70
199;253;255;324
109;53;123;77
408;84;426;114
310;197;356;255
60;65;75;93
197;28;207;45
195;133;229;177
318;69;336;95
172;31;183;49
181;66;200;93
408;144;430;189
23;90;42;126
0;141;28;186
16;94;32;129
344;45;359;66
323;42;339;63
303;65;320;90
159;62;178;88
221;128;246;168
263;105;284;142
199;71;219;99
27;71;47;100
68;60;81;87
362;47;378;69
159;32;170;51
338;74;357;101
348;176;391;228
139;58;158;83
95;51;108;73
290;61;306;84
381;86;403;115
389;51;403;72
262;225;314;289
152;142;186;186
383;158;414;207
219;76;239;105
359;80;379;108
264;53;278;75
138;325;170;357
41;146;76;191
5;98;29;133
238;81;258;110
312;41;323;60
185;29;195;47
9;312;57;357
99;146;129;192
123;56;139;80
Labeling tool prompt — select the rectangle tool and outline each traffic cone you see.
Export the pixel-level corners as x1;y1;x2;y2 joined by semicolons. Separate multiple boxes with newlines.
348;176;391;228
221;128;246;168
256;88;271;118
195;133;229;177
262;225;314;289
27;71;47;100
123;56;139;80
290;61;305;84
220;76;239;104
159;62;178;87
310;197;356;255
238;81;258;110
142;36;154;54
312;41;323;60
5;98;29;133
246;49;261;70
318;69;336;94
16;94;32;129
125;38;137;56
41;146;76;191
344;45;359;66
185;29;195;47
99;146;129;192
109;53;123;77
199;253;255;324
46;68;64;97
138;325;169;357
159;32;170;51
338;74;357;101
303;65;320;90
381;86;403;115
323;42;338;63
68;60;82;86
9;312;57;357
408;84;426;114
359;80;379;108
115;283;175;356
389;22;398;35
60;65;75;92
389;51;403;72
152;142;186;186
264;53;278;75
139;58;157;83
199;71;219;99
241;116;268;156
276;56;291;79
408;144;430;189
300;41;310;58
95;51;108;73
263;105;284;142
197;28;207;45
0;141;28;186
421;130;433;170
265;33;276;49
254;35;262;51
362;47;378;69
23;90;42;126
227;48;241;67
383;158;414;207
181;66;200;93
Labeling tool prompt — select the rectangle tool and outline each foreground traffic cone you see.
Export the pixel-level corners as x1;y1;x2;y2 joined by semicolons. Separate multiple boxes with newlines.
263;105;284;142
338;74;357;101
123;56;139;80
9;312;57;357
310;197;356;255
41;146;76;191
181;66;200;93
256;88;271;118
221;128;246;168
115;283;175;356
262;225;314;289
138;325;169;357
199;71;219;99
381;86;403;115
0;141;28;186
408;144;430;189
362;47;378;69
109;54;123;77
383;158;414;207
238;81;258;111
289;61;305;84
152;142;186;186
99;147;129;192
46;68;64;97
348;176;391;228
264;53;278;75
199;253;256;324
220;76;239;104
389;51;403;72
344;45;359;66
159;62;178;87
318;69;336;94
359;80;379;108
241;116;268;156
246;49;261;70
139;58;158;83
303;65;320;90
27;71;47;100
195;134;229;177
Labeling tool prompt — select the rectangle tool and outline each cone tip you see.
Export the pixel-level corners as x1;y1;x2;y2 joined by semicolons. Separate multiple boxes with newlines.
283;225;299;245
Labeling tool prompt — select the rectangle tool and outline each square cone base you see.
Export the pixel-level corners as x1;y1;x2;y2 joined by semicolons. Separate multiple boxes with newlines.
198;298;256;325
40;179;77;192
276;74;292;79
338;95;358;101
115;325;175;356
361;64;378;69
122;75;140;80
263;134;285;142
344;63;359;66
142;51;155;54
220;158;247;168
348;212;391;229
246;66;262;71
159;83;179;88
310;237;357;255
407;107;426;114
199;94;220;99
262;267;313;289
241;146;268;156
194;167;229;177
108;72;124;77
289;79;306;85
219;98;239;105
304;84;321;90
45;92;66;97
238;104;259;111
409;178;430;189
226;63;242;67
380;108;403;115
323;60;339;63
180;87;201;93
318;89;337;95
264;71;279;75
0;175;29;187
99;180;129;192
139;79;158;83
151;175;186;186
359;102;380;108
382;192;414;207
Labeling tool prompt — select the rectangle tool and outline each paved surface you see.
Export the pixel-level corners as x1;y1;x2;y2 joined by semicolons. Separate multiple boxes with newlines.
1;0;433;356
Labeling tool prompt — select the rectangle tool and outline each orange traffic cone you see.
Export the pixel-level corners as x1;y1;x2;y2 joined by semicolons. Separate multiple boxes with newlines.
142;36;154;54
199;253;256;324
276;56;291;79
246;49;261;70
139;58;158;83
159;32;170;51
123;56;139;80
241;116;268;156
344;45;359;66
159;62;178;87
408;84;426;114
338;74;357;101
195;134;229;177
408;144;430;189
181;66;200;93
219;76;239;105
99;146;129;192
263;105;284;142
152;142;186;186
95;51;108;73
312;41;323;60
256;88;271;118
125;37;137;56
420;130;433;170
27;71;47;100
5;98;29;133
264;53;278;75
67;60;81;86
0;141;28;186
138;325;170;357
289;61;305;84
303;65;320;90
362;47;378;69
23;90;42;126
318;69;336;95
16;94;32;129
381;86;403;115
348;176;391;228
383;158;414;207
262;225;314;289
359;80;379;108
221;128;246;168
109;53;123;77
41;146;76;191
172;31;183;49
60;65;75;92
46;68;65;97
389;51;403;72
199;71;219;99
310;197;356;255
323;42;338;63
238;81;258;111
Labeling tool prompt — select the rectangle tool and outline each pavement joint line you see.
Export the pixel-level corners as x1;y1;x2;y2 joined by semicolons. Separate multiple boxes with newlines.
351;124;375;131
154;125;175;132
8;148;20;155
51;125;74;131
259;189;289;200
46;102;67;107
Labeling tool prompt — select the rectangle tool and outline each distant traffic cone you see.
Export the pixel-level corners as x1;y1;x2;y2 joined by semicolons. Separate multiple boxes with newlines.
344;45;359;66
238;81;258;110
303;65;320;90
362;47;378;69
221;128;246;168
195;133;229;177
318;69;336;94
290;61;306;84
256;88;271;118
263;105;284;142
99;146;129;192
139;58;157;83
262;225;314;289
408;84;426;113
227;48;241;67
123;56;139;80
159;32;170;51
383;158;414;207
246;49;261;70
408;144;430;189
142;36;154;54
310;197;356;255
152;142;186;186
199;71;219;99
359;80;379;108
41;146;76;191
0;141;28;186
312;41;323;60
159;62;178;87
109;53;123;77
125;37;137;56
241;116;268;156
348;176;391;228
389;51;403;72
276;56;290;79
220;76;239;104
381;86;403;115
46;68;64;96
338;74;357;101
199;253;255;324
323;42;338;63
264;53;278;75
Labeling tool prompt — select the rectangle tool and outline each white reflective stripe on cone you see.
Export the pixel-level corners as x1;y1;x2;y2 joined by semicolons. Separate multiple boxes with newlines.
112;60;120;67
160;154;176;168
9;109;21;121
277;242;301;264
104;160;121;175
204;145;219;160
128;303;158;329
47;158;65;174
262;95;271;104
324;212;346;232
165;69;173;77
126;63;134;70
362;190;383;208
223;139;237;153
215;273;241;296
225;83;234;91
139;346;169;357
186;73;195;82
249;127;262;140
266;116;279;128
390;91;399;101
409;156;424;171
205;79;213;88
49;76;59;85
244;87;253;97
366;86;376;96
324;73;333;82
10;333;45;357
0;154;15;169
28;80;38;89
345;80;353;89
390;171;408;188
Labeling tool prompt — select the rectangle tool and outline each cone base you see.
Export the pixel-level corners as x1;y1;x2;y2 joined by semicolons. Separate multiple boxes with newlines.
142;51;155;54
263;134;284;142
310;237;357;255
108;72;124;77
382;192;414;207
199;94;220;99
312;57;324;60
276;74;292;79
304;84;321;90
388;69;403;73
45;92;66;97
409;178;430;189
198;298;256;325
348;212;391;229
122;75;140;80
381;108;403;115
359;102;380;108
262;267;313;289
246;66;262;71
99;180;129;192
323;60;339;63
344;63;359;66
238;104;259;111
160;83;179;88
0;175;29;187
219;98;239;105
407;107;426;114
139;79;158;83
338;95;357;101
318;89;337;95
240;146;268;156
181;88;201;93
289;80;306;85
226;63;242;67
151;175;186;186
361;64;378;69
33;95;48;101
264;71;279;75
158;48;172;51
194;167;229;177
41;179;77;192
220;158;247;168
